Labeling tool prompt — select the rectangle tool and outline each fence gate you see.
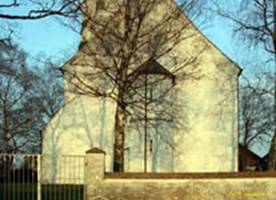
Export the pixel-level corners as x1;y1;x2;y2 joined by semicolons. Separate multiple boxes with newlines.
0;154;85;200
0;154;39;200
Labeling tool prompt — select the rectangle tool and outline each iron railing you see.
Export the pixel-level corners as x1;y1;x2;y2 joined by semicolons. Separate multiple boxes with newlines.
0;154;85;200
41;154;85;200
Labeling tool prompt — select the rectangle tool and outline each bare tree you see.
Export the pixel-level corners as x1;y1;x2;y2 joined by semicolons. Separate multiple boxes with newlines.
0;36;64;153
213;0;276;171
239;73;274;171
31;64;64;153
214;0;275;56
0;0;81;20
62;0;205;172
0;38;38;153
33;63;64;124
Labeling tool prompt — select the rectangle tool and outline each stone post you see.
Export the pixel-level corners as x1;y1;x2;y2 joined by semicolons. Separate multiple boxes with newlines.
85;148;105;200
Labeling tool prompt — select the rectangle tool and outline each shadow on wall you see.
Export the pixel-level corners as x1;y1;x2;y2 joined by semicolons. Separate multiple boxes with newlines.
42;95;115;183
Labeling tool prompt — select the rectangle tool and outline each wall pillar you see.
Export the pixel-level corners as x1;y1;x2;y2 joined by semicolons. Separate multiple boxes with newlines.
85;148;105;200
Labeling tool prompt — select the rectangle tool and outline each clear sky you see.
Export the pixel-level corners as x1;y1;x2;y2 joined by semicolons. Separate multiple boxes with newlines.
1;1;271;77
1;17;80;64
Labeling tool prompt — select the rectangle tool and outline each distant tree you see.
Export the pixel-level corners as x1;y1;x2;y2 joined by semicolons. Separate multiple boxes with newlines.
213;0;276;171
27;64;64;153
239;73;274;171
32;63;64;127
215;0;275;55
0;38;64;153
0;38;38;153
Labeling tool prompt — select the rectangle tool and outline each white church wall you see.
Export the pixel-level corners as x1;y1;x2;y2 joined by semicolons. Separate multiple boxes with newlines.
167;31;239;172
43;0;240;175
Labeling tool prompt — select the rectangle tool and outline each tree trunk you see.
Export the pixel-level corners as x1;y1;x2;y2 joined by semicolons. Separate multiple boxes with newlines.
267;133;276;171
240;144;249;171
113;97;126;172
2;100;9;153
240;119;250;171
99;98;106;149
112;45;129;172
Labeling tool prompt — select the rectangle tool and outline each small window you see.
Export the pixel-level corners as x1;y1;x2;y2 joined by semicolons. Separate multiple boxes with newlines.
96;0;105;11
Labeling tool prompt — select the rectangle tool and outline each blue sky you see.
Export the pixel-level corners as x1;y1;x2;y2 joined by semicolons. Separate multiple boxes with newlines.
0;0;272;77
2;5;271;78
7;17;80;64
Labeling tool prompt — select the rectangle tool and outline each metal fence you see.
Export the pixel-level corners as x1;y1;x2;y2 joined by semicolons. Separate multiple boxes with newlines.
41;154;85;200
0;154;85;200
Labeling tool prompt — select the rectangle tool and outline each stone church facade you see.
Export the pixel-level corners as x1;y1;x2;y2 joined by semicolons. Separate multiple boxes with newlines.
42;0;241;179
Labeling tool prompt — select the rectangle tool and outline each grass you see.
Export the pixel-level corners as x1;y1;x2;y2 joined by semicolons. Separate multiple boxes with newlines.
0;183;84;200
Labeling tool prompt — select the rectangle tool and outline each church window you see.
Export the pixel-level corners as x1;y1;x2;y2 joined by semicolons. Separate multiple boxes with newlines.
96;0;105;11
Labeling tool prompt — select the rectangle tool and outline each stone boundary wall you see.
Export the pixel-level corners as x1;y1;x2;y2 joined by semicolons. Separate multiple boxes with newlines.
85;148;276;200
